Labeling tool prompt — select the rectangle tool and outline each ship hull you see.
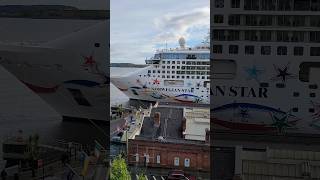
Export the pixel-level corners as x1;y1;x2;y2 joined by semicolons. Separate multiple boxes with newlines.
111;66;210;104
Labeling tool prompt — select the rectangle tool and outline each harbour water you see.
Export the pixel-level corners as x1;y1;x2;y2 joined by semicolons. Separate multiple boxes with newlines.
0;67;137;157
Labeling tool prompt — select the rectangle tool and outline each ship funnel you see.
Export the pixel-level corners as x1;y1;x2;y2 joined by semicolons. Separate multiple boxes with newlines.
178;37;186;49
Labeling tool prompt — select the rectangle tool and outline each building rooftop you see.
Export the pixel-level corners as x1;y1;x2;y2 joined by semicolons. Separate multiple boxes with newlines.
136;106;209;146
139;107;183;139
183;108;210;141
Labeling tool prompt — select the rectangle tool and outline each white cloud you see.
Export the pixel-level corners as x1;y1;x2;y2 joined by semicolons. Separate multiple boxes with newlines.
111;0;209;64
153;7;209;43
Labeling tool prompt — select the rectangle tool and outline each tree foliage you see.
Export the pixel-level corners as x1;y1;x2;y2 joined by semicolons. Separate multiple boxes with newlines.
110;155;131;180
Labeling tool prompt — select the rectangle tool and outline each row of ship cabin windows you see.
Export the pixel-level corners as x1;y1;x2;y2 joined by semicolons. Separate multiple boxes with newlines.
149;69;210;75
135;154;191;167
147;74;209;80
212;45;320;56
212;30;320;43
160;60;210;65
214;0;320;11
154;53;210;59
155;66;209;70
214;14;320;27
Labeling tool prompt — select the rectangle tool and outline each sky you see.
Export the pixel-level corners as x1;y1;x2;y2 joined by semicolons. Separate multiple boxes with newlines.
111;0;209;64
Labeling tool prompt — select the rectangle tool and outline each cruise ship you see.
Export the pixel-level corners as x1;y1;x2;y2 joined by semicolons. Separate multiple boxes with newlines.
0;18;108;122
111;37;210;104
211;0;320;135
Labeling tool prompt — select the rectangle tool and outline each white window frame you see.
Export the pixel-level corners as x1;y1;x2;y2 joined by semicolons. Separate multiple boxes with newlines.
156;155;160;164
174;157;179;166
184;158;190;167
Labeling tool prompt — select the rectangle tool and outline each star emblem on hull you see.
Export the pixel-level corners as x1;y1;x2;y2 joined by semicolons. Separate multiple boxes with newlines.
271;62;296;82
244;64;264;83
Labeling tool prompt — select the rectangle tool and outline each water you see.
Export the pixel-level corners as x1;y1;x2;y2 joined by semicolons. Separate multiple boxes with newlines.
0;67;138;157
0;17;138;155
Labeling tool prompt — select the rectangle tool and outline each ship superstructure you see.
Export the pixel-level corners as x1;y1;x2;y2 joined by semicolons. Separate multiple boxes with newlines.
111;38;210;104
212;0;320;134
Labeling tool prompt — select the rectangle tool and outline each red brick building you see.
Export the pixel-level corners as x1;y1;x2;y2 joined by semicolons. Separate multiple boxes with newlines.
127;107;210;172
128;138;210;171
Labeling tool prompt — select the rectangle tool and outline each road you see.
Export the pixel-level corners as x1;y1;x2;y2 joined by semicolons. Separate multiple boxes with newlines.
110;117;126;136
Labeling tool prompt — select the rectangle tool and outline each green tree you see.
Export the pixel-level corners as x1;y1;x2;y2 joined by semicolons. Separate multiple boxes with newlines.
137;172;147;180
110;155;131;180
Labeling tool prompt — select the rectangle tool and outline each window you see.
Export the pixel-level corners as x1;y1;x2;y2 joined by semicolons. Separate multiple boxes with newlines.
228;15;240;25
215;0;224;8
277;31;290;42
227;30;240;40
310;47;320;56
167;61;170;64
299;62;320;82
294;0;310;11
260;0;276;10
278;0;292;11
144;154;149;163
172;61;175;64
260;31;272;41
277;15;291;26
292;16;305;26
174;157;180;166
259;15;273;26
212;45;223;54
172;66;175;69
244;0;259;10
214;15;224;23
156;155;160;164
231;0;240;8
311;0;320;11
261;46;271;55
184;158;190;167
245;30;258;41
213;30;225;41
294;47;304;56
277;46;287;55
245;15;258;26
310;32;320;42
292;31;304;42
229;45;238;54
310;16;320;27
67;88;91;106
245;45;254;55
167;66;170;69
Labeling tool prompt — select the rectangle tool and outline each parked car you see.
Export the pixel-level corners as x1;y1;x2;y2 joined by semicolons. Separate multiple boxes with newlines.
167;170;195;180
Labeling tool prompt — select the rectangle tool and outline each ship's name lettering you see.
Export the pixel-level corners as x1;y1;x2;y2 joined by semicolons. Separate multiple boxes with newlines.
152;87;193;93
212;85;268;98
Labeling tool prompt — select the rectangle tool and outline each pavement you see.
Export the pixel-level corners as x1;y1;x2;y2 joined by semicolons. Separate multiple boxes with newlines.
129;166;210;180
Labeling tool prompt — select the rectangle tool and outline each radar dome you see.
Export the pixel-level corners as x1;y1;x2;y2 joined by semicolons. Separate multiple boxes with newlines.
178;37;186;48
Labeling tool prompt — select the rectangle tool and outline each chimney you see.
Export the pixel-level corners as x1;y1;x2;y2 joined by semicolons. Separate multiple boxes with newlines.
205;128;210;143
154;112;161;128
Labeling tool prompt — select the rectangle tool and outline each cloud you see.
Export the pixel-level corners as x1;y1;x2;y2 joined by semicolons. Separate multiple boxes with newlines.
110;0;209;64
153;7;209;43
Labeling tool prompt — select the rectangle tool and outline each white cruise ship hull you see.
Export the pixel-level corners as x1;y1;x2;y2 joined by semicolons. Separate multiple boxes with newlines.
111;66;210;104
